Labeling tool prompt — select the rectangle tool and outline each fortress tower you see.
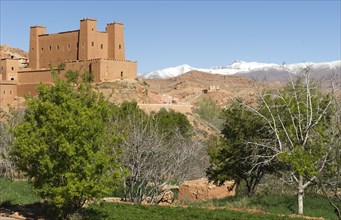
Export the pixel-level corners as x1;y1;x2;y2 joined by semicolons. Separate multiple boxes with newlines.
106;22;125;60
29;26;46;69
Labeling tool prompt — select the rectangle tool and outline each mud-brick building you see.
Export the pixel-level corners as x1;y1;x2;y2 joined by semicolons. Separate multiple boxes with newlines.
0;18;137;109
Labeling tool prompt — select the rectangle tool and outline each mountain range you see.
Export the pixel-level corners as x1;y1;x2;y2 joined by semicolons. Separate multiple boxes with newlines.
140;60;341;82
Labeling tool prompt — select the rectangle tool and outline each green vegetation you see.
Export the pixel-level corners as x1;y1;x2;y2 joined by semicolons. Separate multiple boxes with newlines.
207;100;278;196
81;202;303;220
206;73;340;216
9;70;124;217
153;108;193;138
0;178;336;219
0;178;40;204
1;68;339;219
193;97;224;130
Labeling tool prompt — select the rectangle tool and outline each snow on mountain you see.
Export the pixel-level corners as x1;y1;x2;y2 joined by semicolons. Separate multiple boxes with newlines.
140;60;341;79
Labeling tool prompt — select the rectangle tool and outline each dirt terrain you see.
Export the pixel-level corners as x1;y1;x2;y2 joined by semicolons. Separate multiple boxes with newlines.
0;45;28;59
144;70;275;107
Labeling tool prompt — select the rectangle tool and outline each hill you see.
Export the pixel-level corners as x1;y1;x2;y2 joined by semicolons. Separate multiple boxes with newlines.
0;45;28;59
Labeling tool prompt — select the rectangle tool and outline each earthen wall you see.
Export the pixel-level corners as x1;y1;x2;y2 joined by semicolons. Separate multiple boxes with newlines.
38;31;79;68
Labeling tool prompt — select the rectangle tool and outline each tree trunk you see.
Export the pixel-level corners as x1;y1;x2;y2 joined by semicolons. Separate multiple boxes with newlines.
298;175;304;215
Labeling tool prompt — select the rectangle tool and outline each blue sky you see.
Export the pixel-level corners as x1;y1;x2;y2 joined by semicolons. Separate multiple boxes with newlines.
1;0;340;73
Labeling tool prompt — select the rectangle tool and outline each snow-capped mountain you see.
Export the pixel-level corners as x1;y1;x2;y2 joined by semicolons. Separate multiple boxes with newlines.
140;60;341;80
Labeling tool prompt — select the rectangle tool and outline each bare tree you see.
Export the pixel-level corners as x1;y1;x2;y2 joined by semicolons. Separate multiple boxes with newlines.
245;67;335;215
316;73;341;219
117;111;206;203
0;108;24;179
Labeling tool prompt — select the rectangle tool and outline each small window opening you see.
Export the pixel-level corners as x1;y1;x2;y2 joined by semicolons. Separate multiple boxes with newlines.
100;44;103;49
41;47;43;51
3;91;5;95
92;28;94;31
11;77;14;80
10;91;12;95
11;55;14;59
49;46;52;50
11;67;14;71
57;45;60;50
67;44;71;49
31;48;34;51
120;71;123;77
91;42;94;47
119;44;121;49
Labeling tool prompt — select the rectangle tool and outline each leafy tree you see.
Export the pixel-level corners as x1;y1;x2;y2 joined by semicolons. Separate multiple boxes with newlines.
207;100;277;196
153;108;192;139
10;70;124;217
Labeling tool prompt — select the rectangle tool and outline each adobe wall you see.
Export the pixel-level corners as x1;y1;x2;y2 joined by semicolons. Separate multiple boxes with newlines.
17;83;46;97
38;31;79;68
99;60;137;81
65;60;101;82
0;59;19;81
0;82;17;109
17;69;53;84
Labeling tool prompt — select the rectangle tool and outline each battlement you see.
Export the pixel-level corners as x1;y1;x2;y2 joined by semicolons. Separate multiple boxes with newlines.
107;22;124;26
30;25;46;29
80;18;97;22
65;58;137;63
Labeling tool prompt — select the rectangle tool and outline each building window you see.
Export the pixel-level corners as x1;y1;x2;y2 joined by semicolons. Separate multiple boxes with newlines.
92;28;94;31
11;67;14;71
10;91;12;95
3;91;5;95
11;77;14;80
49;46;52;51
121;71;123;77
57;45;60;50
92;42;94;47
67;44;71;49
100;44;103;49
119;44;121;49
41;47;43;51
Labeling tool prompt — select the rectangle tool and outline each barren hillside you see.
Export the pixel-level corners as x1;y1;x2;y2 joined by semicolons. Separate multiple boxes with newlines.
0;45;28;59
145;70;275;107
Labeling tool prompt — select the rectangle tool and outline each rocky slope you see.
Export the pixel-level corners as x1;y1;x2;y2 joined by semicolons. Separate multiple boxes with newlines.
0;45;28;59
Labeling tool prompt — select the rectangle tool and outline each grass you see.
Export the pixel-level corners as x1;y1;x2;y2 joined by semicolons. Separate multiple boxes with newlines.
195;194;338;220
0;178;40;205
0;178;338;220
80;202;304;220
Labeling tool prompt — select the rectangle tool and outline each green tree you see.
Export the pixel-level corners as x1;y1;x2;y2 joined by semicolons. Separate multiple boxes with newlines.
153;108;192;139
10;70;123;218
207;100;277;196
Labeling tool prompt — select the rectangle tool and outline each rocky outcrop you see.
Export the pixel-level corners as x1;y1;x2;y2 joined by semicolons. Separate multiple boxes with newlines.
178;178;235;202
